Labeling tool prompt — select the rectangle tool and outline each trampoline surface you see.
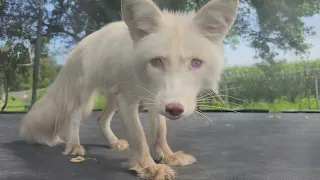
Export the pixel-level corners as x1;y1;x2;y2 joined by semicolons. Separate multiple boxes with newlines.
1;112;320;180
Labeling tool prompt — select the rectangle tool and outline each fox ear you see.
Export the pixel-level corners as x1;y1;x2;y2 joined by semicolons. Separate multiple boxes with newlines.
193;0;239;42
121;0;163;42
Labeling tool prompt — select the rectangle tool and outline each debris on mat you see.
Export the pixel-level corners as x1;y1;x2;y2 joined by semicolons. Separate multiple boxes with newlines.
70;156;97;163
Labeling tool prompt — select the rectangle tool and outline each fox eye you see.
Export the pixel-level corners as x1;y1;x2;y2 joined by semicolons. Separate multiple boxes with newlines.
150;58;164;69
190;59;203;69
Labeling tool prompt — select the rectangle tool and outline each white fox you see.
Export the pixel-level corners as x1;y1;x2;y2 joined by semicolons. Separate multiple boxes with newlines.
19;0;239;179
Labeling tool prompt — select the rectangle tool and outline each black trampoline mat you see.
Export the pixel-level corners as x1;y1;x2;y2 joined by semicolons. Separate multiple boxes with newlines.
1;112;320;180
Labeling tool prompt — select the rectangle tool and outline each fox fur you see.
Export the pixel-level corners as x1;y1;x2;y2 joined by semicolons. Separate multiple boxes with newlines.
20;0;239;179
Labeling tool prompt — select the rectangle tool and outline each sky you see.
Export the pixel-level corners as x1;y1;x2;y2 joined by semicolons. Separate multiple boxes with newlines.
49;14;320;67
222;15;320;66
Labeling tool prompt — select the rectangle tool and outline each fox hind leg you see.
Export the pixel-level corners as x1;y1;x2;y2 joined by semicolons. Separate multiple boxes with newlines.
62;107;86;156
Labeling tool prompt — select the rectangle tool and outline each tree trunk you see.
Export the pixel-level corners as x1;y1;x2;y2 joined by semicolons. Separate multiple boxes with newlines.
31;0;44;106
195;0;201;10
0;73;3;103
1;70;8;112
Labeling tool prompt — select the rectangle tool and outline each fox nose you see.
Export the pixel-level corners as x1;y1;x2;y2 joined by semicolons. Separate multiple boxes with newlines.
165;103;184;117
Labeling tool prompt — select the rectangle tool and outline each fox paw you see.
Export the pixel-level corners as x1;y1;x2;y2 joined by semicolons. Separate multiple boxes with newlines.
160;151;196;166
62;144;86;156
110;139;129;151
136;164;177;180
46;136;64;147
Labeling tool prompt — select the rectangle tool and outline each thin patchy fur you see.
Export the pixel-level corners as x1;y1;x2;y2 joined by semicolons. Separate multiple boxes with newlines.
20;0;239;179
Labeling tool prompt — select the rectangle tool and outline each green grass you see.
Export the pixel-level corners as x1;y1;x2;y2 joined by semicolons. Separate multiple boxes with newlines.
1;89;319;112
93;94;106;110
200;96;319;112
1;97;26;112
1;88;107;112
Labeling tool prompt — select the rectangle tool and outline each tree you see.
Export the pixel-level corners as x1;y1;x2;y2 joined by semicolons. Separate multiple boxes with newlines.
192;0;320;63
47;0;320;63
7;56;61;92
31;0;44;106
46;0;122;44
1;0;51;107
37;57;61;89
0;73;3;104
2;0;320;62
0;43;30;112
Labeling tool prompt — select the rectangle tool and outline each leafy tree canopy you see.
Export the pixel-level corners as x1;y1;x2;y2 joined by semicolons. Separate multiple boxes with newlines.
0;0;319;63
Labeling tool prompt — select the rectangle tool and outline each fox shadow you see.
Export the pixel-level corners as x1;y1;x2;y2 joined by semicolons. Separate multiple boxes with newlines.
2;140;137;180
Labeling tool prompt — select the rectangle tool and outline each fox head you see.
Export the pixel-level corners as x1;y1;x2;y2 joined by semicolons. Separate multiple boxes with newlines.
121;0;239;120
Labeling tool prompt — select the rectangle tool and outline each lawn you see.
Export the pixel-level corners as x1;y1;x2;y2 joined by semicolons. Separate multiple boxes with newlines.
1;88;107;112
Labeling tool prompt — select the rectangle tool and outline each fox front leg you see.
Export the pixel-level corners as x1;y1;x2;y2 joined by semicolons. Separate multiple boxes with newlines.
148;108;196;166
116;94;177;180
